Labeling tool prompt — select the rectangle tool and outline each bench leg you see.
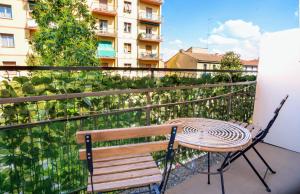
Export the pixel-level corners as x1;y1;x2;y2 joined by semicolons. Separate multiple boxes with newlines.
207;152;211;184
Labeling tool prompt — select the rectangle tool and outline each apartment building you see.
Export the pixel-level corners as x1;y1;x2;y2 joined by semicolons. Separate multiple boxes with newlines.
0;0;35;66
0;0;163;68
90;0;163;68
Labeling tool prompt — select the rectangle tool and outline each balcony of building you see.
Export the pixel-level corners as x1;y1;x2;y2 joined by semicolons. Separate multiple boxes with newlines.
97;41;116;60
138;12;162;24
95;27;117;38
91;2;117;17
138;33;162;43
138;52;160;61
26;18;38;31
140;0;163;6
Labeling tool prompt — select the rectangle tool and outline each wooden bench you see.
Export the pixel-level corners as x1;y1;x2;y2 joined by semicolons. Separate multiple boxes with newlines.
76;124;183;194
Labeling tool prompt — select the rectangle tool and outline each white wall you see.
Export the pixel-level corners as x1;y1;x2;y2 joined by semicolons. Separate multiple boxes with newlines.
253;28;300;153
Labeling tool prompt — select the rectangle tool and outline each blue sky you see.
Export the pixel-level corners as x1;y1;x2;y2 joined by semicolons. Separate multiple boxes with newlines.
161;0;299;60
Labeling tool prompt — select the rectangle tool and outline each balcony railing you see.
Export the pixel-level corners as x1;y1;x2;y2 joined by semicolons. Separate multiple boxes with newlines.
26;18;38;30
139;52;159;60
138;33;162;42
140;0;163;5
91;3;117;16
0;65;257;193
95;27;117;37
139;12;161;23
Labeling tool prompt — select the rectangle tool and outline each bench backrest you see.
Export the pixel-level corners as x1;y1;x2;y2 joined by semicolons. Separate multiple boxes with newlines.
76;124;183;160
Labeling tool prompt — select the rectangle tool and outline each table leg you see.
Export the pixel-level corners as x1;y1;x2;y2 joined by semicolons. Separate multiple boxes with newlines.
218;153;232;194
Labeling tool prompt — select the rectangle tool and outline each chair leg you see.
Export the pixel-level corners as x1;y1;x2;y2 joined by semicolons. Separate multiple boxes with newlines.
252;146;276;174
208;152;211;184
220;170;225;194
242;153;271;192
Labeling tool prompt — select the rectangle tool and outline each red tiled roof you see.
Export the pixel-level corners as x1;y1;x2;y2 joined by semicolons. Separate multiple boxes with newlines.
183;51;223;63
183;51;259;66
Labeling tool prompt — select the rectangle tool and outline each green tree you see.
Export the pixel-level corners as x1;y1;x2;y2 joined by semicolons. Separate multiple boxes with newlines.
29;0;98;66
219;51;243;82
220;51;243;71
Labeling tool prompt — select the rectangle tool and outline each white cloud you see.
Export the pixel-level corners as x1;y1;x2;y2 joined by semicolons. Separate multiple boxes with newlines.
169;39;183;45
295;10;299;17
199;19;263;59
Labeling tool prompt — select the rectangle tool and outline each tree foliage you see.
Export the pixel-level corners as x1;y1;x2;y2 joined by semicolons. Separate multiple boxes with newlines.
220;51;243;71
29;0;98;66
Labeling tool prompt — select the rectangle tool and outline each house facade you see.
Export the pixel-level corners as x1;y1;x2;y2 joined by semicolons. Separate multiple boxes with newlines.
166;47;258;72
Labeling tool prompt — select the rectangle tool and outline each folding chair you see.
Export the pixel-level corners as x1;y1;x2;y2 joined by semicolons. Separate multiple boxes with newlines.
226;95;289;192
76;124;183;194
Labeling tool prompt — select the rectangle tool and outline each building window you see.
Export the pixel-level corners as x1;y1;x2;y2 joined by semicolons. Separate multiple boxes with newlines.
2;61;16;66
2;61;16;76
146;7;153;19
0;4;12;19
124;43;132;54
124;22;131;33
124;63;131;68
146;26;152;35
124;1;132;14
213;64;216;70
99;20;108;31
146;45;152;54
203;64;207;70
1;34;15;48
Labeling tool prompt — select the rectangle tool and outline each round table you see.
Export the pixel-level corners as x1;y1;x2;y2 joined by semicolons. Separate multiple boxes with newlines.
166;118;252;152
166;118;252;194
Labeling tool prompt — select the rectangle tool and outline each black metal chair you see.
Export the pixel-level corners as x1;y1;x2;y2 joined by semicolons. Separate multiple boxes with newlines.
225;95;289;192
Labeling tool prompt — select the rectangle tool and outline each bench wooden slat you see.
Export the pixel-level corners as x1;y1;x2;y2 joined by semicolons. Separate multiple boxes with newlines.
94;154;149;162
87;174;162;193
79;140;177;160
93;161;157;175
89;168;161;184
76;124;183;144
240;122;249;128
93;155;154;168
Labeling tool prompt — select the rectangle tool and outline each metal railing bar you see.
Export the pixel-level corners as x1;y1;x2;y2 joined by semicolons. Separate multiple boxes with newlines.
0;66;258;73
0;81;256;104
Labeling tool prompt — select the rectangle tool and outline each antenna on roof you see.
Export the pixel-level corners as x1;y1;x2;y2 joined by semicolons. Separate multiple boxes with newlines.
206;18;212;50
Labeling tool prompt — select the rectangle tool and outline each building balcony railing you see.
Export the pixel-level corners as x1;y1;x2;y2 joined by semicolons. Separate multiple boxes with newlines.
138;12;161;24
138;52;159;61
138;33;162;42
26;18;38;31
140;0;163;6
91;3;117;16
97;50;116;59
95;28;117;38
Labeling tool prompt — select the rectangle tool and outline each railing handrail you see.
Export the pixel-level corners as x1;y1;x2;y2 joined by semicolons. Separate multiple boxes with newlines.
0;81;256;104
0;66;258;73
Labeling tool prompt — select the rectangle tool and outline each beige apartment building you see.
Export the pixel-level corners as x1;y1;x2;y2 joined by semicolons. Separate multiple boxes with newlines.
0;0;163;67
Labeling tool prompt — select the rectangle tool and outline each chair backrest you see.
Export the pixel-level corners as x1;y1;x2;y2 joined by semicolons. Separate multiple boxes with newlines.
76;124;183;160
256;95;289;140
